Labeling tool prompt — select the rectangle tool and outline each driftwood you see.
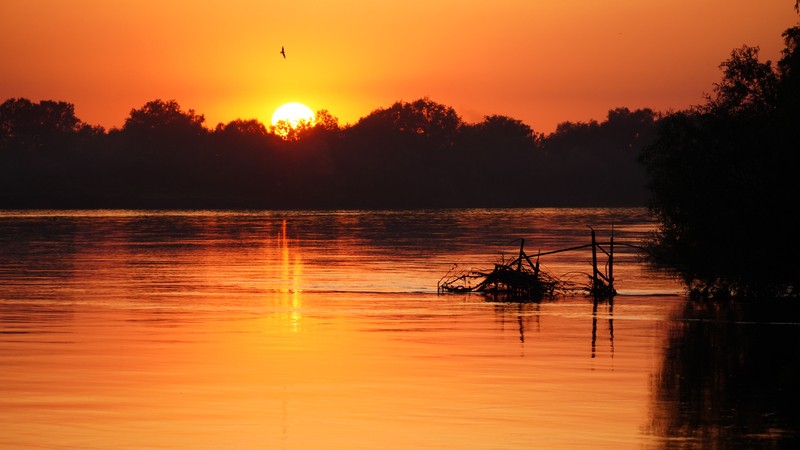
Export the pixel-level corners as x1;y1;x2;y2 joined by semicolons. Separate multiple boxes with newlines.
439;228;623;301
438;239;566;301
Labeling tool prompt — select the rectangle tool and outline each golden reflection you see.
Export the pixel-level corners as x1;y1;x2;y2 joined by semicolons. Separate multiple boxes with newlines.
277;219;303;332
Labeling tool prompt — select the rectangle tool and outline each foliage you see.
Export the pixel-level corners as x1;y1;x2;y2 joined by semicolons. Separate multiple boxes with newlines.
0;98;99;152
353;97;462;150
121;99;208;150
703;46;778;116
639;26;800;299
539;108;657;205
0;95;656;210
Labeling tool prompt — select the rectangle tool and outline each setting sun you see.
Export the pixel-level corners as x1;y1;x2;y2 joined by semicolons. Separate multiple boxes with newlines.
2;2;794;133
271;102;315;129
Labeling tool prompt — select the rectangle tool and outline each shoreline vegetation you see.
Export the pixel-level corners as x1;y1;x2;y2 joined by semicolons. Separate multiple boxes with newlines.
640;24;800;300
2;22;799;300
0;98;655;210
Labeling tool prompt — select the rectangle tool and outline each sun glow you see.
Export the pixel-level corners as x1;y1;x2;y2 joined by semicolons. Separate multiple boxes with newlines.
271;102;315;129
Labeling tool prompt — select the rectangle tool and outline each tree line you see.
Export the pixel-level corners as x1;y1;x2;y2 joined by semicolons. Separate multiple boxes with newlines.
0;97;656;209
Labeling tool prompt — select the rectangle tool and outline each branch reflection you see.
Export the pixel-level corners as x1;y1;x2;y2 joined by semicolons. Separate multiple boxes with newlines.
591;298;614;360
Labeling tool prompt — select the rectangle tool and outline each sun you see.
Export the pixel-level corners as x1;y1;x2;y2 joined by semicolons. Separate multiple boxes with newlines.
271;102;315;129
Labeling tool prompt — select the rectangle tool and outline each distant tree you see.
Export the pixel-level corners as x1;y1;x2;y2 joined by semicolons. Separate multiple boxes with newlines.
0;98;94;152
0;94;667;209
202;119;280;204
462;115;540;152
331;98;462;207
0;98;110;208
271;119;313;141
272;110;345;208
291;109;342;142
121;99;207;150
213;118;278;160
313;109;340;132
110;99;211;204
215;118;269;136
445;115;540;205
354;97;462;149
538;108;656;205
639;27;800;299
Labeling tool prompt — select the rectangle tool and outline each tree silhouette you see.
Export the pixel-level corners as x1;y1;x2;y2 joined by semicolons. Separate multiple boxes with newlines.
640;26;800;298
312;109;340;132
354;97;462;150
0;98;95;152
703;46;778;116
462;114;539;152
539;108;656;206
121;99;207;147
0;96;657;209
215;118;269;137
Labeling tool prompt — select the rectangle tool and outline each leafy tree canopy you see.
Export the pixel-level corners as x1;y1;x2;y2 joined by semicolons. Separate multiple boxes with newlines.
122;99;207;140
354;97;462;148
0;98;92;152
0;95;656;210
640;25;800;299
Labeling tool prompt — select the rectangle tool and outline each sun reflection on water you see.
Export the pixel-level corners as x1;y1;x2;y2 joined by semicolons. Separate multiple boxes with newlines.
277;219;303;332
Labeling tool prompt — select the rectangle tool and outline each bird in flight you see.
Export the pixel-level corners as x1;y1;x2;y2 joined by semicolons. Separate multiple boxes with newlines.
280;46;286;59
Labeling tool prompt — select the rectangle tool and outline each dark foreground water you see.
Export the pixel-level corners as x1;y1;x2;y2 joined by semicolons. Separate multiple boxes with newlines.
0;208;797;449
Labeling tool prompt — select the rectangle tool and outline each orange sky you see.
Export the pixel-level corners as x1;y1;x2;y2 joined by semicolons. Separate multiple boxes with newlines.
1;1;797;133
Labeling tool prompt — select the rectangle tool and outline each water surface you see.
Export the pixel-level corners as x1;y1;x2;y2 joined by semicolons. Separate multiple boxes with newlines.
1;208;796;449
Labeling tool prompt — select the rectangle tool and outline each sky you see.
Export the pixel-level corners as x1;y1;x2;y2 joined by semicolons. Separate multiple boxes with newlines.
1;1;797;134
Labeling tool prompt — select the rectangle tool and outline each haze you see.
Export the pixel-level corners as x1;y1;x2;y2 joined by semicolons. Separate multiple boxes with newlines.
1;0;795;132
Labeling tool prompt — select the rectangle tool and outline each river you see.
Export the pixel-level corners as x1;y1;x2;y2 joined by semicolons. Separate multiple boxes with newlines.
1;208;796;449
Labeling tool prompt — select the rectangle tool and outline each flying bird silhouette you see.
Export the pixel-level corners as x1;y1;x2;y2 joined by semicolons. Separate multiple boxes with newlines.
280;46;286;59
